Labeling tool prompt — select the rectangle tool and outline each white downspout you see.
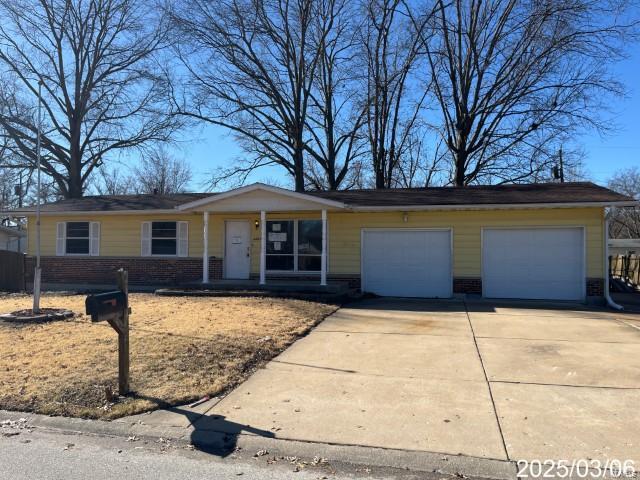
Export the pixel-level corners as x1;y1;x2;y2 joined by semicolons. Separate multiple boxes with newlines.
604;207;624;310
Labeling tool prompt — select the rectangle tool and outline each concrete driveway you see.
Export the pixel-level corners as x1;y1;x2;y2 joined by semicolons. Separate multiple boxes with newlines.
208;298;640;463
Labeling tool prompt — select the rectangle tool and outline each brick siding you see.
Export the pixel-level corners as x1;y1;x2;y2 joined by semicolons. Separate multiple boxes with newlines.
255;274;361;289
586;278;604;297
25;256;223;286
453;277;605;298
453;277;482;294
23;257;605;298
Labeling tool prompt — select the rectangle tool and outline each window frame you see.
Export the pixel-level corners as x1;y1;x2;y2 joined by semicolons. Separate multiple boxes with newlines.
65;221;91;256
150;221;178;257
265;218;324;274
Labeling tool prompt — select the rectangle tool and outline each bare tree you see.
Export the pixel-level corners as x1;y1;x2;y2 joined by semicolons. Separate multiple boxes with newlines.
90;165;136;195
608;167;640;239
415;0;637;186
394;133;448;187
131;148;193;194
303;0;367;190
0;0;180;199
362;0;433;188
172;0;345;192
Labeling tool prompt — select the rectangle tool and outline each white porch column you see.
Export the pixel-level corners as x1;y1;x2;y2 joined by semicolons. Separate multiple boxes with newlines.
321;209;327;286
260;210;266;285
202;211;209;283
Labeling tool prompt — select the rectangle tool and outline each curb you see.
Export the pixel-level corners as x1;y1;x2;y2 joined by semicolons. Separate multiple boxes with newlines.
1;409;517;479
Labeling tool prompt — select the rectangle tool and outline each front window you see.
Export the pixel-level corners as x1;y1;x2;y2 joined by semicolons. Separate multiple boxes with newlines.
297;220;322;271
66;222;90;254
151;221;177;255
266;220;322;272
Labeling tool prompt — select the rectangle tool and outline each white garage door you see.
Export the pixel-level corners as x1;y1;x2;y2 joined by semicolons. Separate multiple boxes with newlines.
362;229;452;298
482;227;584;301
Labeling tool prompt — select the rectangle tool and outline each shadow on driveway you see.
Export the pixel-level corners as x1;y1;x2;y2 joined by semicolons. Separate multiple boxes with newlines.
342;296;619;314
612;292;640;313
132;395;274;457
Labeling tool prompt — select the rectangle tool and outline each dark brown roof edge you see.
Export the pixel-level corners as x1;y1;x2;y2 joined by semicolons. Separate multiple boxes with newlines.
5;182;634;214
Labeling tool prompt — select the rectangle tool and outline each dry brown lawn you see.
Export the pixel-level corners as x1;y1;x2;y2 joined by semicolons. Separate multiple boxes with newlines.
0;292;337;419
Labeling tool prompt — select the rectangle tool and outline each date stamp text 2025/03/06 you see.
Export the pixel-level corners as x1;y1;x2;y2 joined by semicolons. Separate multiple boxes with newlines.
517;460;637;478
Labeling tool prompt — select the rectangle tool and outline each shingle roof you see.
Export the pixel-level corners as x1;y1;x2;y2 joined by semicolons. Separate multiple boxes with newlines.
5;182;633;214
9;193;213;213
307;182;633;206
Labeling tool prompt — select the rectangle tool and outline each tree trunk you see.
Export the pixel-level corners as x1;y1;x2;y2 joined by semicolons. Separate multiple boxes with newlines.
375;168;385;188
374;145;386;189
293;147;305;192
454;150;467;186
67;123;84;198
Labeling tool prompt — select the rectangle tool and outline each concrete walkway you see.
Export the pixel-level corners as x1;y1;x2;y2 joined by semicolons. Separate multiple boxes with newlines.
205;298;640;464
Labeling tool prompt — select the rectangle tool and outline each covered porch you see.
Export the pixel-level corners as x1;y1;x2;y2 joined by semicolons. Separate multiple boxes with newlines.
176;183;347;287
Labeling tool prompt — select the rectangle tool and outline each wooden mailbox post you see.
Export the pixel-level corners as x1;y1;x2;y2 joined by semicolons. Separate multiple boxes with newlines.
85;269;131;395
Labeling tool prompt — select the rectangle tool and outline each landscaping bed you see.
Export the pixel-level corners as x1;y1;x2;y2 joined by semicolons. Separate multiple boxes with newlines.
0;292;337;419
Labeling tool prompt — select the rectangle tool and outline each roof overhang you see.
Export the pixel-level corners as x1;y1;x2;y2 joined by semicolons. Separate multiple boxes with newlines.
176;183;347;212
3;191;635;216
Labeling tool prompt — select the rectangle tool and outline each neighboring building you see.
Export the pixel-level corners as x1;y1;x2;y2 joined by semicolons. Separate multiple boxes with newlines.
5;182;637;302
0;224;26;253
609;239;640;256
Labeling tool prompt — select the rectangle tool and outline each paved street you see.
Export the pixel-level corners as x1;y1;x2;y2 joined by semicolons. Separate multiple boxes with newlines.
0;426;472;480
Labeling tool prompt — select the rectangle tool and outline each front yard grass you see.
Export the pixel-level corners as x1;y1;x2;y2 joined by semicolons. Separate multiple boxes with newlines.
0;292;337;419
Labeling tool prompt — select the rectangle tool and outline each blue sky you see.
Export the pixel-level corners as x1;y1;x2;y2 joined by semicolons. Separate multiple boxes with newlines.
176;47;640;191
576;46;640;183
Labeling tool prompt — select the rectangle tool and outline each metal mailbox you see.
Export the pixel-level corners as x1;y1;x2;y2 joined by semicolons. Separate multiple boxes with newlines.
85;290;127;323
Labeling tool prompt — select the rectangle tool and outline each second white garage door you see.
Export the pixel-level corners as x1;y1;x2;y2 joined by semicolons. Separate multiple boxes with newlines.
361;229;452;298
482;227;585;301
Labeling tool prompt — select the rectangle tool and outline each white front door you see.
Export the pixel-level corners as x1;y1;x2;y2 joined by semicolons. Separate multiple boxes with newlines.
361;229;452;298
482;227;585;300
225;221;251;279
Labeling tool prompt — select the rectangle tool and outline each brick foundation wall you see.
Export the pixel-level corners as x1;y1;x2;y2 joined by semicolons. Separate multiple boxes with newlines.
24;257;605;299
252;274;362;289
453;277;482;294
210;258;223;281
452;277;605;298
26;256;223;286
586;278;604;297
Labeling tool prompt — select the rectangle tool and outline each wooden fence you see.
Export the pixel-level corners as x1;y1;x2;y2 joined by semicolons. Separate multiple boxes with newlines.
0;250;25;292
610;254;640;288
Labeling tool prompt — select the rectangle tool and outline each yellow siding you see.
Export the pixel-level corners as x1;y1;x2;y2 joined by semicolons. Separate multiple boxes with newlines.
27;207;604;278
27;213;204;257
328;208;604;278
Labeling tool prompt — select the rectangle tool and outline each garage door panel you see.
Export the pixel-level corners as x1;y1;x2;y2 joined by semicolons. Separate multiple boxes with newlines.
362;230;452;298
482;228;584;301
